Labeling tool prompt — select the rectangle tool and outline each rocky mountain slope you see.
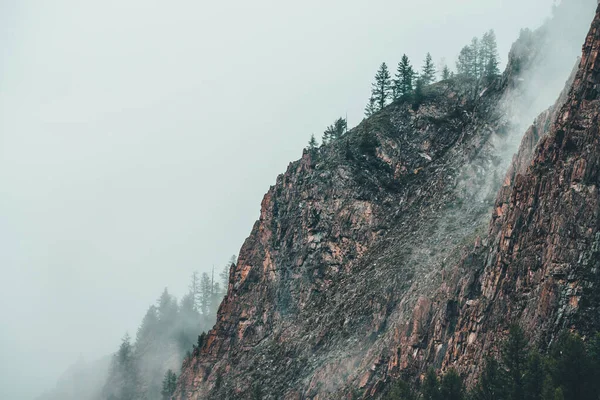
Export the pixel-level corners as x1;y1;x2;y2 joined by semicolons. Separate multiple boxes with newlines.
174;3;599;399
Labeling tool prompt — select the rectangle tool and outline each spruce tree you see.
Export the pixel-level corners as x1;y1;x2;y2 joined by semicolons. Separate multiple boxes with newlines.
364;95;377;117
385;379;416;400
307;134;318;153
523;352;545;400
482;30;500;79
550;333;592;400
456;45;474;77
503;325;528;400
471;357;508;400
157;288;179;336
371;62;392;110
135;305;159;353
161;369;177;400
200;273;212;316
103;333;140;400
587;333;600;397
395;54;415;99
221;256;235;294
412;78;425;109
421;53;437;85
422;368;441;400
323;117;347;143
189;271;200;311
442;65;452;80
457;38;481;80
440;369;464;400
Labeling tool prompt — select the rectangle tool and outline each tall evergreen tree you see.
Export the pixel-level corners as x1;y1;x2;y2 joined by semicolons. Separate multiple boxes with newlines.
371;62;392;110
503;325;528;400
440;369;464;400
220;256;235;293
385;379;416;400
457;38;481;80
413;78;425;109
587;333;600;397
457;44;474;78
421;53;437;85
323;117;347;143
550;333;592;400
523;352;545;400
482;30;500;79
199;273;212;316
422;368;441;400
157;288;179;327
441;65;452;80
307;134;318;153
161;369;177;400
135;305;159;353
457;31;499;83
189;271;200;312
471;357;508;400
395;54;415;99
364;95;377;117
103;333;140;400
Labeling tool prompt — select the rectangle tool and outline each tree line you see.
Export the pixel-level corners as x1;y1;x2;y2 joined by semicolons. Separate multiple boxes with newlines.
101;256;235;400
306;29;500;153
384;326;600;400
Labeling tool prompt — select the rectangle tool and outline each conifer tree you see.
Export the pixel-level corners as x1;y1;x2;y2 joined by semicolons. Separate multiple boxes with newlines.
371;62;392;110
421;53;437;85
189;271;200;312
440;369;464;400
457;45;474;78
307;134;318;153
550;333;592;400
482;30;500;79
457;38;481;80
161;369;177;400
442;65;452;80
503;325;528;400
323;117;347;143
422;368;441;400
385;379;416;400
103;333;140;400
364;95;377;117
157;288;179;335
471;357;508;400
457;31;499;83
412;78;425;109
523;352;545;400
200;273;212;316
220;257;234;294
395;54;415;99
135;305;159;353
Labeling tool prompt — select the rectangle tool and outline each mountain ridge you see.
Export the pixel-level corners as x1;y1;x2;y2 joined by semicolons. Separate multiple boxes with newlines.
174;4;598;399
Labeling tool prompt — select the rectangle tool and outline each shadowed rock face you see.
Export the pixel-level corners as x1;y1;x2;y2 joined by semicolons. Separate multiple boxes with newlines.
174;5;599;400
444;4;600;377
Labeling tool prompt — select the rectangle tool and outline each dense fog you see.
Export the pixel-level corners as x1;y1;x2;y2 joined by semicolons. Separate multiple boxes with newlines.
1;1;582;398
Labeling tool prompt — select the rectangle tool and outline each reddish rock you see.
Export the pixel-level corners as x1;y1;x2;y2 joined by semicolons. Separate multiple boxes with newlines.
174;5;600;400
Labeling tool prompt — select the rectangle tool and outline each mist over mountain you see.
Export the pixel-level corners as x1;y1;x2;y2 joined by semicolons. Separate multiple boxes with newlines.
3;1;600;399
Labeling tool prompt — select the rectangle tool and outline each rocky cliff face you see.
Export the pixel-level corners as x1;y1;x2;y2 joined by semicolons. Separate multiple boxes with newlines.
175;4;599;399
441;4;600;377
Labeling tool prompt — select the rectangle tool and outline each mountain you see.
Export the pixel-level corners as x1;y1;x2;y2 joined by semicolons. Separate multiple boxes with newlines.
173;2;600;399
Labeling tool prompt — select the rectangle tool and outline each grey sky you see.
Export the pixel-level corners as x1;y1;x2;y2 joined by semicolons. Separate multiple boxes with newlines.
1;1;558;398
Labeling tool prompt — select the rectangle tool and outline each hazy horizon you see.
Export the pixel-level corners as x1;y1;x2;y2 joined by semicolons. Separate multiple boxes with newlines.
0;1;565;398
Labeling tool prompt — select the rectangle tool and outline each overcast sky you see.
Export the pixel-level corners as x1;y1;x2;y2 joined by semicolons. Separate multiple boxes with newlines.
0;1;562;398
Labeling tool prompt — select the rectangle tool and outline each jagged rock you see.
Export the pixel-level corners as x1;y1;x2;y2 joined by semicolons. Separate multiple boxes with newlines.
174;4;600;399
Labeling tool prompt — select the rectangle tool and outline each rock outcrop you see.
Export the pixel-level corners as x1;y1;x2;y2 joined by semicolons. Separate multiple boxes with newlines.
174;3;599;399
